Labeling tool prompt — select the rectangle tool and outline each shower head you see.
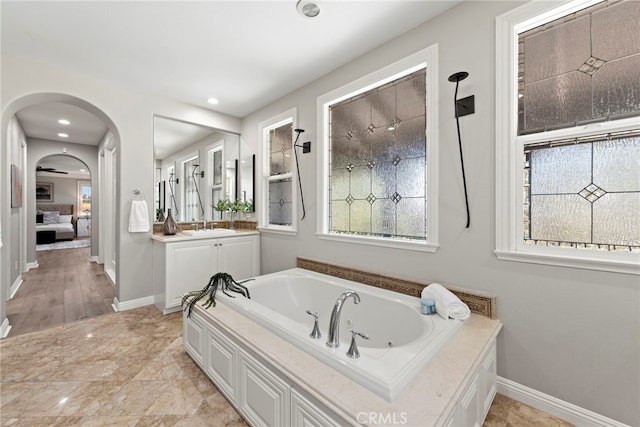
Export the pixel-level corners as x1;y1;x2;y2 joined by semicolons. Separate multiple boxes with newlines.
294;128;305;134
448;71;469;83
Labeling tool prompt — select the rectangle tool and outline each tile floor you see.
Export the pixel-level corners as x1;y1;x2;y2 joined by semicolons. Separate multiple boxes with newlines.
0;306;572;426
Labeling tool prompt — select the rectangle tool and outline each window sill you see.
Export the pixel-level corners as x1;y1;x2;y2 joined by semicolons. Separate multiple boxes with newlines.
495;249;640;276
317;233;438;253
258;226;297;236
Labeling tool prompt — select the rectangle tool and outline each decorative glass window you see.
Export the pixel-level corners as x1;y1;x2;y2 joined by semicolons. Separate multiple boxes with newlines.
268;122;293;226
329;69;426;240
259;108;297;233
318;45;439;251
208;146;223;220
496;0;640;274
167;164;178;216
183;156;200;221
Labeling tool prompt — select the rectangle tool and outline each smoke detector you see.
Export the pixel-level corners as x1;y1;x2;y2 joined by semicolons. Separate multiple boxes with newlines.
297;0;320;18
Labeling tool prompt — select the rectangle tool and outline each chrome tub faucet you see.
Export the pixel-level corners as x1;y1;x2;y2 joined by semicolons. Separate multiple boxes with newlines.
326;290;360;348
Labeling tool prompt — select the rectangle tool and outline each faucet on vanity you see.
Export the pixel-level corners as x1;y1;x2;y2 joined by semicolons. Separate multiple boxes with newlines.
326;290;360;348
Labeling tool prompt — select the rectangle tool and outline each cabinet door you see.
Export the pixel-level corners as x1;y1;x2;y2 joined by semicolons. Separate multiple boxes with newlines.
167;242;216;308
480;342;497;420
291;388;343;427
206;327;237;404
458;374;481;427
217;236;259;280
183;311;206;367
238;349;290;427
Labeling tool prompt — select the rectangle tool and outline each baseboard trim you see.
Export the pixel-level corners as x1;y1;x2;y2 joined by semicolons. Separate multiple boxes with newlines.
112;295;154;312
497;377;629;427
25;261;39;271
9;275;23;300
88;256;100;263
0;318;11;338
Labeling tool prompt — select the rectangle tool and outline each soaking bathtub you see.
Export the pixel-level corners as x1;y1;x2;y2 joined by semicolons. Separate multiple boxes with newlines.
212;267;464;402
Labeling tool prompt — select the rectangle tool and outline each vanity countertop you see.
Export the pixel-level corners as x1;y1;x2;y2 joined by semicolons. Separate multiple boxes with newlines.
151;230;259;243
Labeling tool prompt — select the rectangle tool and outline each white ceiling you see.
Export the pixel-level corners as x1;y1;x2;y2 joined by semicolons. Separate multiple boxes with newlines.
2;0;461;163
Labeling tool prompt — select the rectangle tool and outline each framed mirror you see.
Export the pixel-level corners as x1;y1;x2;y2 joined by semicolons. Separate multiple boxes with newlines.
153;116;239;222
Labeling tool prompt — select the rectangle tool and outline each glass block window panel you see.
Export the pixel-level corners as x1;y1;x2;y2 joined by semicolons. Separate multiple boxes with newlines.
518;0;640;135
524;134;640;251
328;68;426;240
183;157;199;221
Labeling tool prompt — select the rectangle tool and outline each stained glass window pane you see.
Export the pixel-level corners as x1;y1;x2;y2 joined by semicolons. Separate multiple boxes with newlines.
268;121;293;226
518;0;640;134
328;68;427;240
268;179;292;226
525;135;640;250
592;193;640;246
529;144;591;194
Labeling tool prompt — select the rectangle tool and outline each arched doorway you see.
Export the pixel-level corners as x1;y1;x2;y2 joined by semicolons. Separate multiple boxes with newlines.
1;93;120;336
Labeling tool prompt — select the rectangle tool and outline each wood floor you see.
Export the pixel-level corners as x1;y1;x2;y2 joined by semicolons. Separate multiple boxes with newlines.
5;245;115;337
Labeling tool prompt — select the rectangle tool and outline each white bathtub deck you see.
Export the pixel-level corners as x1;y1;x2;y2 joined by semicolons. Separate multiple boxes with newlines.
191;302;502;426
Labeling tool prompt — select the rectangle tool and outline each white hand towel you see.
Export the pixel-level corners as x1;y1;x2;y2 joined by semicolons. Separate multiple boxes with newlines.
128;200;150;233
421;283;470;320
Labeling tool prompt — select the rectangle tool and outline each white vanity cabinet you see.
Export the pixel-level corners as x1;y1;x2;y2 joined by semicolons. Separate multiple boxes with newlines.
152;232;259;314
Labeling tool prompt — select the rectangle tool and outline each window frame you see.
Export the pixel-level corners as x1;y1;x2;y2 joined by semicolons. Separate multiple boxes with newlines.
495;0;640;275
316;44;439;252
258;108;298;235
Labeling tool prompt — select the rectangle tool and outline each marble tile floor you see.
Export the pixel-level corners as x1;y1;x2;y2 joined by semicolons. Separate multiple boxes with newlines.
0;305;572;427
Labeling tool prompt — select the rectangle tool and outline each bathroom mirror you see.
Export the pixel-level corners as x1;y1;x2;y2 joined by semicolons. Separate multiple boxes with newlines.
153;116;239;222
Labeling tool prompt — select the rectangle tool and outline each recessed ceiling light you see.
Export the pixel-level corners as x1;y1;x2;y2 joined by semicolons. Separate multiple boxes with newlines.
207;98;219;105
297;0;320;18
58;133;69;138
58;119;70;125
80;168;86;172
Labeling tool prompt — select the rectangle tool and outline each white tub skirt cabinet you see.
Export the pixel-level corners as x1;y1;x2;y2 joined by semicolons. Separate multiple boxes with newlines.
184;306;500;427
152;232;260;314
184;309;345;427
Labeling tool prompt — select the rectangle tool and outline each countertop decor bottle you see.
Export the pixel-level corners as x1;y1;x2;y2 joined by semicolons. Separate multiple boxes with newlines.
162;208;178;235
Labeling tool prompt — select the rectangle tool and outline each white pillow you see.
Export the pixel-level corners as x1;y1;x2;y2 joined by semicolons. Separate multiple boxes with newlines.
42;211;59;224
58;215;73;224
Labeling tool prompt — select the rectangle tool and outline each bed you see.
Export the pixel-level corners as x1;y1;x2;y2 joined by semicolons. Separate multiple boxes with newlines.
36;204;75;243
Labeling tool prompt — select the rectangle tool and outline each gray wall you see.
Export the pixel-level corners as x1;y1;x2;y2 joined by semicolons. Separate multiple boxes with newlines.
6;116;25;291
35;176;80;208
240;1;639;425
1;52;241;313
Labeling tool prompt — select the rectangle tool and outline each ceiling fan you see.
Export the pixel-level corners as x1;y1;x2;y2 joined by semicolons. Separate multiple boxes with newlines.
36;165;68;174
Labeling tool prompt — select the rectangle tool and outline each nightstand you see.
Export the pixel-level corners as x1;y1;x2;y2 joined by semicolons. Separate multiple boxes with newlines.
77;217;91;237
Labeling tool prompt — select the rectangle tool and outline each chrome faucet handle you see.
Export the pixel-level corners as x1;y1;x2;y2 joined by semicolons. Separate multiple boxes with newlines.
347;329;369;359
306;310;322;339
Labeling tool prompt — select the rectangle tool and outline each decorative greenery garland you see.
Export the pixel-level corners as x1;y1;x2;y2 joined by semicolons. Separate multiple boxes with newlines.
182;272;252;318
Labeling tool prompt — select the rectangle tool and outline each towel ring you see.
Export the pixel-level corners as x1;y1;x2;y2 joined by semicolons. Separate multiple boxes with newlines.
132;189;145;201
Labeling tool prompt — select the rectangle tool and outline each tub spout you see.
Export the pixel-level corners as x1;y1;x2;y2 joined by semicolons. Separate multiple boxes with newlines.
326;290;360;348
